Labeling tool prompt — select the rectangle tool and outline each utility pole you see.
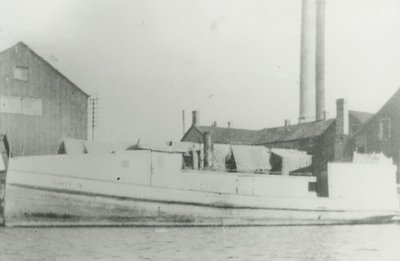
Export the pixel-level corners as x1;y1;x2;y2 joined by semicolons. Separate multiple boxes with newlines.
182;110;186;136
88;96;98;141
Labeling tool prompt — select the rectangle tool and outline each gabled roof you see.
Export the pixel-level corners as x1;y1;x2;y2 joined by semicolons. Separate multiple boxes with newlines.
183;110;371;146
0;41;89;97
187;125;259;145
350;87;400;139
253;119;335;145
349;110;373;124
183;119;335;145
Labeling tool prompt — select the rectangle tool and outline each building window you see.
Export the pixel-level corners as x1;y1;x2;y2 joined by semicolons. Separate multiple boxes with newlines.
0;96;22;114
378;118;391;141
14;66;28;81
355;135;366;153
0;96;42;116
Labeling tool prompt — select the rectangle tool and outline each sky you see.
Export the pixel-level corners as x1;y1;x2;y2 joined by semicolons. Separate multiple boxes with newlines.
0;0;400;143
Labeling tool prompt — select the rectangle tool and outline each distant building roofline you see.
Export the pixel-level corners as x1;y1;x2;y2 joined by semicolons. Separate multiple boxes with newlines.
349;87;400;140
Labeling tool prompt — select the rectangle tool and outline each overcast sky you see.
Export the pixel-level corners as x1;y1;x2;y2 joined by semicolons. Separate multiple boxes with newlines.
1;0;400;143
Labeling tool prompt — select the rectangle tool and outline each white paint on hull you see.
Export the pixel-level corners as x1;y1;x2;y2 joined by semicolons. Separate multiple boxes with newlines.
4;184;396;227
4;152;400;226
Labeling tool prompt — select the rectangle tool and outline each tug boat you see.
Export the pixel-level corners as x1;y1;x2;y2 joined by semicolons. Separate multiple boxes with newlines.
2;140;399;227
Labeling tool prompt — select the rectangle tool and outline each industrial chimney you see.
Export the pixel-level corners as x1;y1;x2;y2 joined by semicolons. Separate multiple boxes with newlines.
192;110;200;126
315;0;326;121
299;0;316;123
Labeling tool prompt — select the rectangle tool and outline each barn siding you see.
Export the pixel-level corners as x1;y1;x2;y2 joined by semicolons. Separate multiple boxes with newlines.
349;94;400;160
348;89;400;181
0;42;88;156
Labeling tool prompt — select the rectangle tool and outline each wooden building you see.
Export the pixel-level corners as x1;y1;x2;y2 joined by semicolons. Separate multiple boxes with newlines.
0;42;89;156
182;103;370;160
182;101;372;195
348;88;400;181
182;102;373;196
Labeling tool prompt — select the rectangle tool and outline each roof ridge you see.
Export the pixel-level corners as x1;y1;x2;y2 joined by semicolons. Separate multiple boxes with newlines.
197;125;260;132
349;109;373;114
254;119;335;145
1;41;89;97
260;118;335;131
349;87;400;139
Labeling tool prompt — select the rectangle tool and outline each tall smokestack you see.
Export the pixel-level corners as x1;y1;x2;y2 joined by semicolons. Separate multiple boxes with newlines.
315;0;326;121
299;0;316;123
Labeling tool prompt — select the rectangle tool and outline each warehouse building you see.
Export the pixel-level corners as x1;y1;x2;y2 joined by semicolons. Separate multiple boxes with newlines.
182;102;370;168
181;101;372;196
347;88;400;182
0;42;89;156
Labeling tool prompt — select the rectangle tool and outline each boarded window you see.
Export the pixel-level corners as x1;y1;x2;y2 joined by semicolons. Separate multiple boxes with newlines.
378;118;391;141
14;66;28;81
22;97;42;116
0;96;42;116
0;96;22;113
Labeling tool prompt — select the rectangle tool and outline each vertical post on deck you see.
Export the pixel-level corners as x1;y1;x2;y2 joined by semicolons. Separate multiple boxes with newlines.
203;132;213;169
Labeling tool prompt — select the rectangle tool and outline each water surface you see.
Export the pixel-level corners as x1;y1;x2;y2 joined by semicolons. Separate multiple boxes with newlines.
1;224;400;260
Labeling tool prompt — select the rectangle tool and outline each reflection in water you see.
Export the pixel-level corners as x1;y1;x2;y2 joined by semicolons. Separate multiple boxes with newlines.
1;225;400;261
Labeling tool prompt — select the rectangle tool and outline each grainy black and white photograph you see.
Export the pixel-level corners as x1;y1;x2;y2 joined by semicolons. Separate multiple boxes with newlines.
1;0;400;260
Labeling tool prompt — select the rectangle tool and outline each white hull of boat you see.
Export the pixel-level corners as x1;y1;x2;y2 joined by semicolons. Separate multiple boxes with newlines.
4;174;398;227
4;152;399;227
5;184;397;227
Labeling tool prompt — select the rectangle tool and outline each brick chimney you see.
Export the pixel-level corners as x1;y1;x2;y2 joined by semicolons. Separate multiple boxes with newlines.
336;98;348;136
192;110;200;126
334;98;349;161
203;132;213;168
